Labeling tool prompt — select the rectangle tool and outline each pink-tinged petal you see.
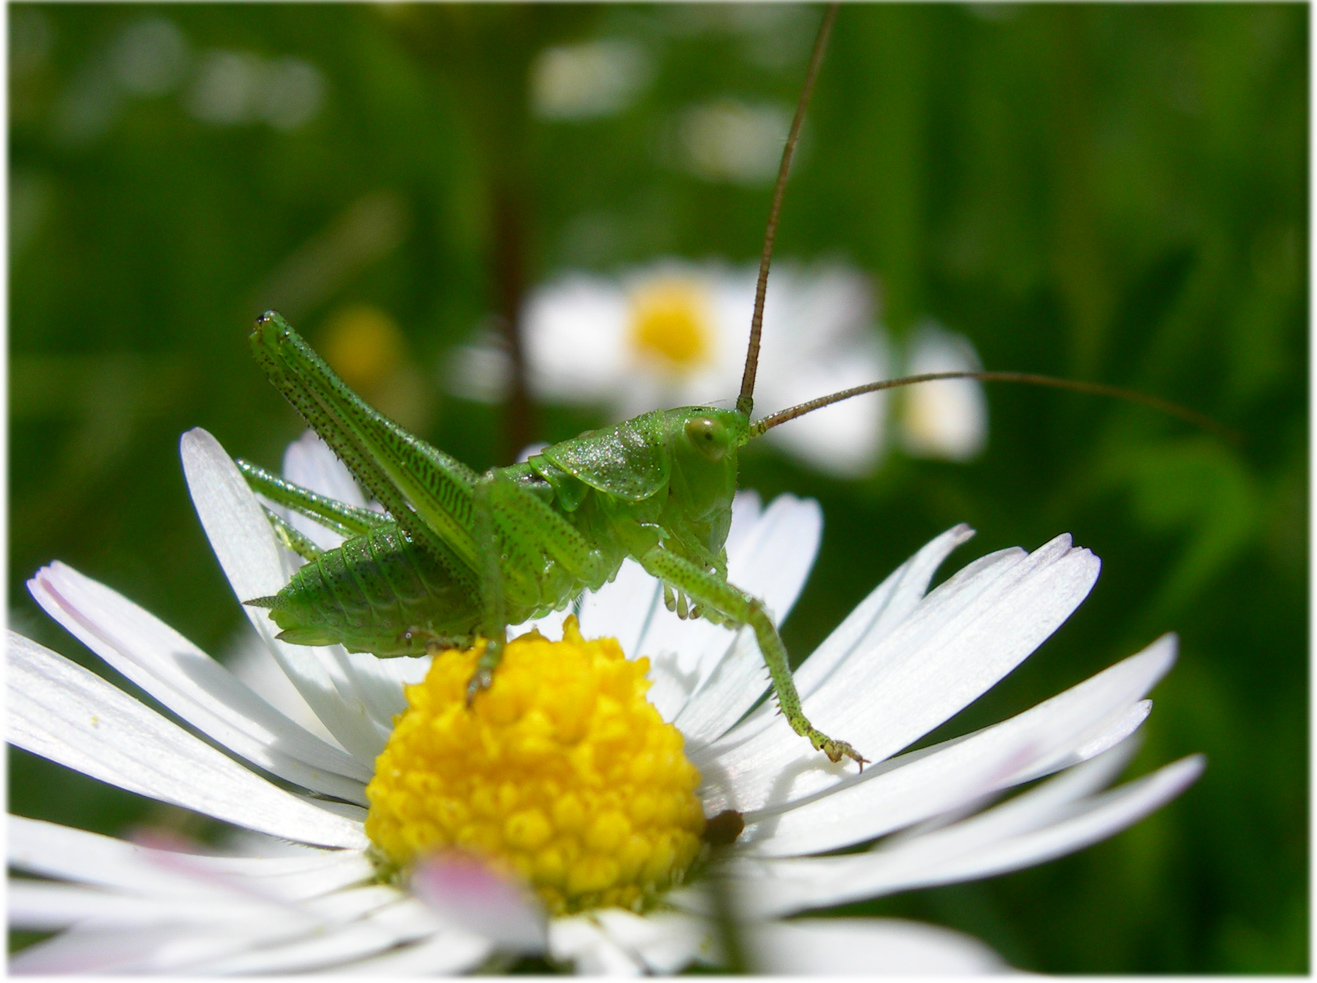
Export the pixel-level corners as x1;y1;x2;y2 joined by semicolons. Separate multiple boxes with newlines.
410;852;547;954
8;634;367;849
737;636;1176;857
748;917;1005;974
701;533;1101;815
180;428;394;759
27;563;371;802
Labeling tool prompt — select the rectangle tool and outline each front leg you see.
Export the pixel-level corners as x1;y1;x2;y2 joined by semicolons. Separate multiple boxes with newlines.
637;546;867;768
466;468;610;703
468;470;507;703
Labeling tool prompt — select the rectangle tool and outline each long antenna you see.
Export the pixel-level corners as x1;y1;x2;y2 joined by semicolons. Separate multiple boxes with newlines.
737;2;840;417
746;370;1238;442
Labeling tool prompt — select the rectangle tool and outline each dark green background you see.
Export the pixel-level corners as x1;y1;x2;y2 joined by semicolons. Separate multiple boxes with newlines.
9;4;1307;973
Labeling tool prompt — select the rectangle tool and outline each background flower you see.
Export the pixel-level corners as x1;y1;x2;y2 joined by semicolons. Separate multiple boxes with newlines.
453;260;893;478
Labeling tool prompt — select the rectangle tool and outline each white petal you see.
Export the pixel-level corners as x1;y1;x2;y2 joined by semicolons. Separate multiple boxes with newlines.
674;495;822;744
279;430;366;550
279;431;436;724
222;631;341;745
167;887;449;974
9;815;369;902
8;634;367;849
902;754;1205;888
697;523;976;764
8;924;302;974
738;635;1177;857
8;880;301;930
737;748;1203;918
317;930;492;975
577;557;663;659
593;908;712;974
283;428;368;506
747;917;1006;974
900;322;988;462
180;428;394;759
761;334;890;478
703;533;1100;814
524;274;631;400
194;904;435;975
549;914;646;975
27;563;372;802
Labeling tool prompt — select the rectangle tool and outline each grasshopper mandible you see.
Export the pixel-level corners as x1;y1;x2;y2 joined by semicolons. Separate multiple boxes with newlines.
236;6;1219;770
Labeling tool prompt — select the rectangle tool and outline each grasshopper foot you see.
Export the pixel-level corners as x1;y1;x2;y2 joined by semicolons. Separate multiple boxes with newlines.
464;668;493;707
809;730;869;771
465;634;504;707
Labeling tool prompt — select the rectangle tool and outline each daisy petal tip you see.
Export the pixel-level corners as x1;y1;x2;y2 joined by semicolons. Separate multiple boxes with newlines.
1139;632;1180;675
179;425;220;461
1174;752;1207;786
179;427;238;492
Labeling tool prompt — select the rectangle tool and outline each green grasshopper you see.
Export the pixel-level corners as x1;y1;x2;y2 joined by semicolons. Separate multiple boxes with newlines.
236;8;1219;770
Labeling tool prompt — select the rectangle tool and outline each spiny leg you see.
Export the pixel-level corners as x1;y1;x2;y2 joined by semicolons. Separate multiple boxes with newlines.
251;313;482;576
237;458;388;538
638;546;866;768
264;508;324;561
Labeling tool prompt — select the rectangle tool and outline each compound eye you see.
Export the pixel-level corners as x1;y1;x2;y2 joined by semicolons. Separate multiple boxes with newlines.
685;415;728;461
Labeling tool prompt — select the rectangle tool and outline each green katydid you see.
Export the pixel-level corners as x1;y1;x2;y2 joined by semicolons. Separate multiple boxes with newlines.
237;6;1222;770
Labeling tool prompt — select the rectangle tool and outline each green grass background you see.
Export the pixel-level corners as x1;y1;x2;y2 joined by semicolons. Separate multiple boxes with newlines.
9;4;1307;972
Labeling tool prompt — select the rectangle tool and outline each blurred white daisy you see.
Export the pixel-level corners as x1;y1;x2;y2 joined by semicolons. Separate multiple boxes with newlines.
900;320;988;462
530;39;652;121
452;261;892;478
8;428;1202;973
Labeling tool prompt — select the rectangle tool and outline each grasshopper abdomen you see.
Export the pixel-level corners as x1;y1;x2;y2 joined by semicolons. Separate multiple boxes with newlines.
267;524;481;657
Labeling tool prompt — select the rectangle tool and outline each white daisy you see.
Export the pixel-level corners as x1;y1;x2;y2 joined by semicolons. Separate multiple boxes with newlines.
8;427;1202;974
452;260;891;478
900;320;989;462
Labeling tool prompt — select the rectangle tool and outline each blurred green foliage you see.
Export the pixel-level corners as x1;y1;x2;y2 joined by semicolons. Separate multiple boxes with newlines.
9;4;1306;973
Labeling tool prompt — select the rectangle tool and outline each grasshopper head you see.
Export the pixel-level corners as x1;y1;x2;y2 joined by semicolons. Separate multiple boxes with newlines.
665;406;748;533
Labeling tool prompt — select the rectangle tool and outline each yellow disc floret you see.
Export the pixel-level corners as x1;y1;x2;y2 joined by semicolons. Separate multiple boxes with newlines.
628;277;714;369
365;617;705;916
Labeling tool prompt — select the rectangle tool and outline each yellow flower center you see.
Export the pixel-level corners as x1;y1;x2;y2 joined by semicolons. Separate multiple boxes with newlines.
364;617;706;916
628;278;714;369
321;304;405;392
